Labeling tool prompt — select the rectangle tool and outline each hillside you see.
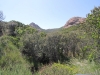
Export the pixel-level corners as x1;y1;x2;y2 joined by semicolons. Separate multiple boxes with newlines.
0;6;100;75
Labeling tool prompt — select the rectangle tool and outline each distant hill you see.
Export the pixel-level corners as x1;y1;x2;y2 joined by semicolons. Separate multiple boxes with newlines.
63;17;86;28
44;28;60;33
29;22;42;30
29;22;61;33
29;17;86;32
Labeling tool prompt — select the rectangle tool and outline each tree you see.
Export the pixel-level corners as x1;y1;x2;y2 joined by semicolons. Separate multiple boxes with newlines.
0;11;4;21
86;6;100;61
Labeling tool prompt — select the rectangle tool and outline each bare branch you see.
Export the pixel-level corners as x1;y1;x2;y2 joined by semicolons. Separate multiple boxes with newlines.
0;11;4;21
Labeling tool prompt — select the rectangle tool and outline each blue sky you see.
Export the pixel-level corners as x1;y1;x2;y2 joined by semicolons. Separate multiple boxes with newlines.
0;0;100;29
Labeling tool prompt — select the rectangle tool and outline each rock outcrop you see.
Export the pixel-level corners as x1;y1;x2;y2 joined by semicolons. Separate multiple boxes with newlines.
63;17;86;28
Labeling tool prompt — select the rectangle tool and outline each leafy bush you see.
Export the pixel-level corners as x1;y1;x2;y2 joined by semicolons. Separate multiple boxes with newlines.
37;63;78;75
0;36;32;75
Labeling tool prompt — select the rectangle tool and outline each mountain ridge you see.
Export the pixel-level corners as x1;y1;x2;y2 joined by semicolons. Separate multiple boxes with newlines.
29;17;86;30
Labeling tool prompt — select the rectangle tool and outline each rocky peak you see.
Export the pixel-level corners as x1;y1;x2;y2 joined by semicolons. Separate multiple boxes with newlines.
63;17;86;28
29;22;42;30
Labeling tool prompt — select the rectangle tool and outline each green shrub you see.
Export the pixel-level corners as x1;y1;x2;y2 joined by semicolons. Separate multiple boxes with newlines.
0;64;32;75
70;58;100;75
0;36;32;75
37;63;78;75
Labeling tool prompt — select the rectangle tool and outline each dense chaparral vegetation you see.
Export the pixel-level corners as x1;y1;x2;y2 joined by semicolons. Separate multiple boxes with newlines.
0;6;100;75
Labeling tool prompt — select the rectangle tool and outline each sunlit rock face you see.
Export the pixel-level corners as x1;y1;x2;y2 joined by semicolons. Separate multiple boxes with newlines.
63;17;86;28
